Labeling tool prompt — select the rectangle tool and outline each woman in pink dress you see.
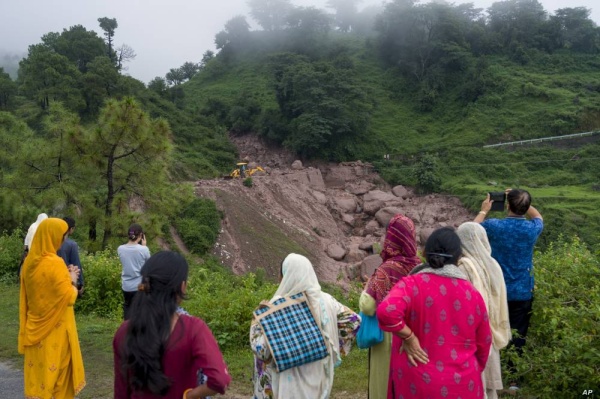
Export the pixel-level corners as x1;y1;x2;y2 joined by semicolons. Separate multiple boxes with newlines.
377;227;492;398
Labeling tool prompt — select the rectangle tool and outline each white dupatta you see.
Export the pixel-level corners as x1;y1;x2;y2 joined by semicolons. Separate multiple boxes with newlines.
457;223;512;350
268;253;340;399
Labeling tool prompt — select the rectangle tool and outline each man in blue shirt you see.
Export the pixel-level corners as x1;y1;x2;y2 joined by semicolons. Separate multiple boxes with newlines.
474;189;543;389
58;217;84;297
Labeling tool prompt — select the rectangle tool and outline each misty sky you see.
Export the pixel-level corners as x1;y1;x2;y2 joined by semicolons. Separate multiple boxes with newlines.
1;0;599;83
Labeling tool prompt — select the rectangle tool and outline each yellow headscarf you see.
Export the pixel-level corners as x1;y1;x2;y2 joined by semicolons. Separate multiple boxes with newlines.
18;218;75;353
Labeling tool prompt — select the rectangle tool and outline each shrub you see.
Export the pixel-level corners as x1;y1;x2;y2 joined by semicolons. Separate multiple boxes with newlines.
176;219;217;255
184;258;277;349
183;257;362;350
75;249;123;318
175;198;222;255
243;177;253;187
413;154;442;193
0;229;24;281
508;238;600;395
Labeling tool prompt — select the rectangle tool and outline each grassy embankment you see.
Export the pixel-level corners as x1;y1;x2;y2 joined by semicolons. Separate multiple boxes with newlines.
184;42;600;248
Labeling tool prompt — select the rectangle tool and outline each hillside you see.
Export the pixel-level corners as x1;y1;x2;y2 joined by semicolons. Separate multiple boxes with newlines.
194;134;474;283
180;37;600;248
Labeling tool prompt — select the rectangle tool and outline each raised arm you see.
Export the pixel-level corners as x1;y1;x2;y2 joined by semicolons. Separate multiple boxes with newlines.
474;193;492;223
526;205;543;220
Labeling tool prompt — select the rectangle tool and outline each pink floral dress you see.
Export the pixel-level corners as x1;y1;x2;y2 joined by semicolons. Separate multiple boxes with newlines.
378;273;492;398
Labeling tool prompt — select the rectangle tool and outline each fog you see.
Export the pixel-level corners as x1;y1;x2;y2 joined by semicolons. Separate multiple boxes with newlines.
1;0;598;83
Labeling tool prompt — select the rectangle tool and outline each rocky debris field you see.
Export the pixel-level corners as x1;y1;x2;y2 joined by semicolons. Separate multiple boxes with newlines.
195;134;475;284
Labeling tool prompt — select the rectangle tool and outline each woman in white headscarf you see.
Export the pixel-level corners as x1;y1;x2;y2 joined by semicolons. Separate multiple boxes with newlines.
19;213;49;278
250;254;360;399
457;222;512;399
24;213;49;250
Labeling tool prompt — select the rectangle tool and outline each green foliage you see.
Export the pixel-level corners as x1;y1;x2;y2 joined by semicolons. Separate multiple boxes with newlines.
0;229;24;281
413;154;442;193
175;198;222;255
185;260;277;348
267;53;372;157
243;177;253;187
18;44;85;111
86;97;174;247
43;25;107;73
509;238;600;394
215;15;251;55
248;0;293;31
185;257;361;349
75;249;123;318
0;68;17;109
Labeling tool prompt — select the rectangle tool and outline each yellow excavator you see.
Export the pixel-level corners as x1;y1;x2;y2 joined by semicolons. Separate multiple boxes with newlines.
228;162;265;178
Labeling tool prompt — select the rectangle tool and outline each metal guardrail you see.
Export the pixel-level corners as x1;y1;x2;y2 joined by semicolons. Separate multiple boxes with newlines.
483;130;600;148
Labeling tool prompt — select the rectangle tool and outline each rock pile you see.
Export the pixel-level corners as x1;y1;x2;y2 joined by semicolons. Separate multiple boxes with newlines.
197;134;475;285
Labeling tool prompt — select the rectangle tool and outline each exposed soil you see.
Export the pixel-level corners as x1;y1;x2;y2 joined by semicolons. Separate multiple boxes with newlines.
195;134;476;284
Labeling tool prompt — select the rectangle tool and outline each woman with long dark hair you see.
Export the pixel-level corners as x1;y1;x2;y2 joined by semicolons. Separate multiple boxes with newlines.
377;227;492;398
113;251;231;399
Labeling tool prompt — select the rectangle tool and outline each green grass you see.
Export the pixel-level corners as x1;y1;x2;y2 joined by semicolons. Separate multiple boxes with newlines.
0;283;119;399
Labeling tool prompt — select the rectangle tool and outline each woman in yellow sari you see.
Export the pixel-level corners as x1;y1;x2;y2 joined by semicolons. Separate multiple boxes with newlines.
19;218;86;399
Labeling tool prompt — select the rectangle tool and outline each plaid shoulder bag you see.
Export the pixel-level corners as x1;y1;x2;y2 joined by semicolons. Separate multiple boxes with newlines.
253;292;329;372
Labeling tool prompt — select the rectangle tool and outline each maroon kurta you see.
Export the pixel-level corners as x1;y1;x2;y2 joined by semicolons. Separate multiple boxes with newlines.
113;314;231;398
378;273;492;399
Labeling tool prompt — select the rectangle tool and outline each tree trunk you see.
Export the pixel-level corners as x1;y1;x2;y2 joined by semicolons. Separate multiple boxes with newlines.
88;217;97;241
102;147;116;248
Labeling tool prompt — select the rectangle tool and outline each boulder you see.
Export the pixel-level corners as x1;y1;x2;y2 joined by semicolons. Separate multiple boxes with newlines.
361;254;383;278
364;189;398;203
392;185;410;199
363;199;385;215
311;190;327;205
345;247;367;263
326;243;347;261
359;239;376;251
306;168;326;190
375;207;403;226
345;180;375;195
291;160;303;170
419;227;435;244
342;214;355;227
334;196;358;213
364;220;380;235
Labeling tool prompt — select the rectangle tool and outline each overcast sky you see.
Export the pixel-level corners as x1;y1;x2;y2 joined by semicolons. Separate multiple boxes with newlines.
1;0;598;83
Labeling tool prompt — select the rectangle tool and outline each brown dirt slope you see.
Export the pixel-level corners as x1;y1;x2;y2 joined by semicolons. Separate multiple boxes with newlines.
195;134;475;284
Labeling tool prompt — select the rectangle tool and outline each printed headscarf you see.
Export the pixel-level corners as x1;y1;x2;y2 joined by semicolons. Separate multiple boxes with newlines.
19;218;75;352
366;214;421;303
457;222;511;349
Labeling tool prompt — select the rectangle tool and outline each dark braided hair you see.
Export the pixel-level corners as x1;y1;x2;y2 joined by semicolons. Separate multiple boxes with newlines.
121;251;189;395
424;227;462;269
